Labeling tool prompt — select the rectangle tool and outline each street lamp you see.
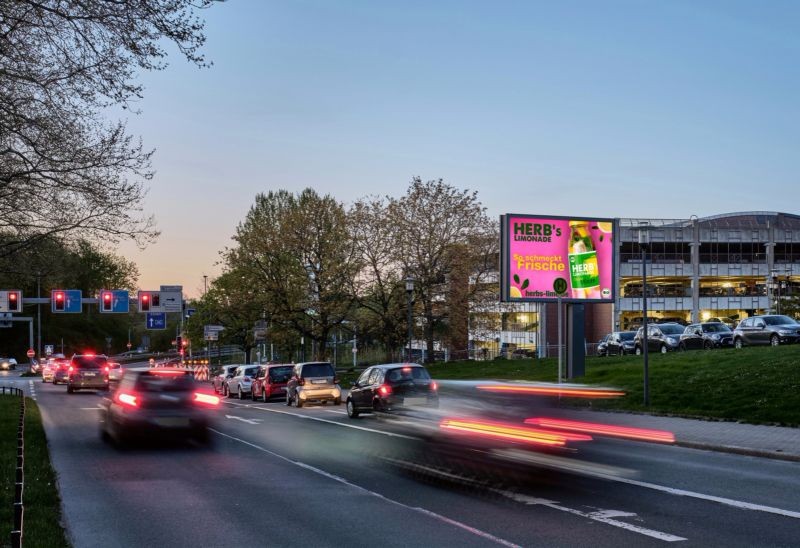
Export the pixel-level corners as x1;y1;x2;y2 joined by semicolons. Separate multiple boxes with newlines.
639;223;650;406
406;277;414;363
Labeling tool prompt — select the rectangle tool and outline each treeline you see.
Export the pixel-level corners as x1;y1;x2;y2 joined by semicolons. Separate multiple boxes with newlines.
186;178;499;363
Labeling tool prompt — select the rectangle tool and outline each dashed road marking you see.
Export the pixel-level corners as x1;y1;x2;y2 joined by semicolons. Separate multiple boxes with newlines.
28;380;36;401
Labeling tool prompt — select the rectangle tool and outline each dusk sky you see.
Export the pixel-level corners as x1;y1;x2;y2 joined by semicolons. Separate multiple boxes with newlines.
117;0;800;297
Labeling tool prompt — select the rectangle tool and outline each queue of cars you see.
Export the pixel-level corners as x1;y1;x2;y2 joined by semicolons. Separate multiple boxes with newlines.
598;314;800;355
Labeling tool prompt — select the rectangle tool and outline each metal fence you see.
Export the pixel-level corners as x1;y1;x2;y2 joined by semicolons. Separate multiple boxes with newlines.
1;385;25;548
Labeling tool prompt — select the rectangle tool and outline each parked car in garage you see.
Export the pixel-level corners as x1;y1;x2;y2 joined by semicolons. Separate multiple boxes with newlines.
733;315;800;348
679;322;734;350
346;363;438;418
225;365;260;399
251;363;293;402
634;323;685;354
286;362;341;408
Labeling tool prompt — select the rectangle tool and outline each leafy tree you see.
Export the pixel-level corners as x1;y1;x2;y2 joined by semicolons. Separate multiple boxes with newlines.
0;0;222;257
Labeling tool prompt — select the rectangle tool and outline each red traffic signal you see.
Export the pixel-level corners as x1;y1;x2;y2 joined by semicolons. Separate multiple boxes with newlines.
6;291;21;312
101;291;113;312
53;291;66;311
139;292;150;312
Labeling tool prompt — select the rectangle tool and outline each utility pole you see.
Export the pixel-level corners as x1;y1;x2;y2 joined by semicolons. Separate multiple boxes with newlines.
36;272;42;359
640;225;650;406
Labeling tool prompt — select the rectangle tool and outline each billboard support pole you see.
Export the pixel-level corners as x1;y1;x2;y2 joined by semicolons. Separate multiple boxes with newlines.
557;296;563;383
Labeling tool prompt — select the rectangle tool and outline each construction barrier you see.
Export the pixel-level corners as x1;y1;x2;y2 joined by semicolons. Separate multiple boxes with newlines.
193;364;209;381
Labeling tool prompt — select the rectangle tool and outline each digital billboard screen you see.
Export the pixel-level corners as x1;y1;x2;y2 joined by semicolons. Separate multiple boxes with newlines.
500;214;616;303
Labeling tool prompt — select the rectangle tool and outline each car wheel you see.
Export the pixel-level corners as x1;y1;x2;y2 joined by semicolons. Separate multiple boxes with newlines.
635;346;642;356
67;385;74;394
238;386;243;400
704;341;714;350
262;390;268;403
734;338;743;349
294;394;303;408
346;398;359;418
334;397;341;406
770;334;780;347
678;343;686;352
660;344;667;354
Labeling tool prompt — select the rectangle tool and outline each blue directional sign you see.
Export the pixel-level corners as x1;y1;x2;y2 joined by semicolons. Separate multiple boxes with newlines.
99;289;129;313
52;289;82;313
145;312;167;330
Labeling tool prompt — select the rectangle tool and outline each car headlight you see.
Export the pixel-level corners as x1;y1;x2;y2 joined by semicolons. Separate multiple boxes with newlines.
710;334;721;340
667;337;678;344
778;329;794;335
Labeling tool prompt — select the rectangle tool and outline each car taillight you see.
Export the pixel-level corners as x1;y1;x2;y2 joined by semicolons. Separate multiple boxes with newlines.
104;366;110;373
431;381;438;391
117;393;138;407
244;377;251;382
194;392;220;406
378;384;392;397
298;378;305;386
68;366;74;373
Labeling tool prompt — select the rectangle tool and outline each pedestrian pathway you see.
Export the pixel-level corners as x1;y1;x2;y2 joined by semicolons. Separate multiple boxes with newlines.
576;408;800;461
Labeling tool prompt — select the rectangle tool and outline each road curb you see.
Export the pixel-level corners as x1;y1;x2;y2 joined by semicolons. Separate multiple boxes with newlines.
673;441;800;463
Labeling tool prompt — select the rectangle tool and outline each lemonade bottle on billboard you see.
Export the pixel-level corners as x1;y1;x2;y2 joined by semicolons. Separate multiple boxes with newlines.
568;220;600;299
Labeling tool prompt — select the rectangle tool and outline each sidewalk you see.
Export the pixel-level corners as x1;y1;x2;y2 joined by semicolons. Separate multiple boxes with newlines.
572;408;800;462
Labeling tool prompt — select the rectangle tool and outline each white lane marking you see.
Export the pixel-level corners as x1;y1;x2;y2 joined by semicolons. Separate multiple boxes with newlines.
225;414;262;425
324;409;347;415
496;490;686;542
28;380;36;401
223;400;417;440
79;407;102;410
211;428;521;548
594;473;800;520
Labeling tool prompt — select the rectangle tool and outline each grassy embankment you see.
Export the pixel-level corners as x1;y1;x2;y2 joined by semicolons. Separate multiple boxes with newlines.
0;395;69;547
341;345;800;426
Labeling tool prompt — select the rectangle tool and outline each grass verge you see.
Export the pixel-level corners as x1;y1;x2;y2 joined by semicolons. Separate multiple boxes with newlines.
1;395;71;546
417;345;800;426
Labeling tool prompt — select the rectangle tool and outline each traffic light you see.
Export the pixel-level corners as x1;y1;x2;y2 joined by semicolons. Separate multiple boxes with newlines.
151;293;160;308
139;292;150;312
101;291;113;312
7;291;21;312
53;291;65;312
175;335;182;349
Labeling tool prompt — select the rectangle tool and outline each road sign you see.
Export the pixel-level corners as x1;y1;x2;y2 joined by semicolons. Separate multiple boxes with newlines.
0;313;10;328
160;285;183;293
51;289;82;313
45;345;53;356
126;342;132;350
146;312;167;330
26;349;35;358
99;289;129;313
204;332;218;341
0;290;22;313
159;291;182;312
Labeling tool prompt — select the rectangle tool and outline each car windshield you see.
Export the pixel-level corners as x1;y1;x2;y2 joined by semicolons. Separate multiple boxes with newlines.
703;323;731;333
659;325;685;335
385;366;432;383
302;364;334;378
135;372;194;392
72;356;108;368
269;366;293;382
764;316;797;326
619;332;636;341
244;367;259;377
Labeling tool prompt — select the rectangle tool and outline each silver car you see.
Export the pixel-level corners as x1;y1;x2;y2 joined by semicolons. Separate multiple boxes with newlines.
225;365;260;399
286;362;341;408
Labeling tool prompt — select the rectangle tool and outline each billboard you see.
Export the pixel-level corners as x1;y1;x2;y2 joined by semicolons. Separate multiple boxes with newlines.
500;214;616;303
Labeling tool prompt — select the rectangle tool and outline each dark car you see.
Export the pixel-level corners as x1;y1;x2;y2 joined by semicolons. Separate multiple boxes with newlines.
346;363;438;419
733;315;800;348
52;358;71;384
679;322;734;350
634;323;685;354
99;368;218;446
596;335;610;357
251;364;293;402
66;354;109;393
605;331;636;356
286;362;341;408
212;364;241;395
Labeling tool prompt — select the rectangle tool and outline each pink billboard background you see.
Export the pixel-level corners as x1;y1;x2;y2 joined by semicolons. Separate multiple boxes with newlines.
506;216;614;301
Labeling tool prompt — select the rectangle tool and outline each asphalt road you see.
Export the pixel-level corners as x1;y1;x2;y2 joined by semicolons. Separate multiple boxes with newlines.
5;369;800;547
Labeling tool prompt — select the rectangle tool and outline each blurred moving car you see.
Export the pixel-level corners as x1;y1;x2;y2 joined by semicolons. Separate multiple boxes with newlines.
605;331;636;355
108;362;123;382
42;360;56;382
634;323;684;354
225;365;260;399
212;364;241;395
733;315;800;347
347;363;438;418
286;362;341;408
66;353;109;393
52;358;71;384
251;363;293;402
99;368;219;446
679;322;734;350
0;357;17;370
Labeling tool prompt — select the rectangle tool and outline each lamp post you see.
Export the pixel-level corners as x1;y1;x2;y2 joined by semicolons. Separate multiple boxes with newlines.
639;224;650;406
406;277;414;363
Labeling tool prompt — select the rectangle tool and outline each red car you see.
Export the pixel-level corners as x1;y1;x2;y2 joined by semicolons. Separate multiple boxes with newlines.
251;364;294;402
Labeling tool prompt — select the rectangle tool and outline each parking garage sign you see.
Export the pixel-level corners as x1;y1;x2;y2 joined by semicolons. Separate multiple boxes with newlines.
500;214;617;303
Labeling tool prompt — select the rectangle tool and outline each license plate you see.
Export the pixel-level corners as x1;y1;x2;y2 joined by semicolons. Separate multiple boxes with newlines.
311;379;328;384
403;397;427;406
83;372;96;377
155;417;189;427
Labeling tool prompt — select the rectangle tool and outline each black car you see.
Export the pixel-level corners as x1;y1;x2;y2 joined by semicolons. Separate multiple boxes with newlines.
733;315;800;348
99;368;218;446
347;363;438;418
633;323;685;354
596;335;610;357
67;354;110;393
605;331;637;356
679;322;734;350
